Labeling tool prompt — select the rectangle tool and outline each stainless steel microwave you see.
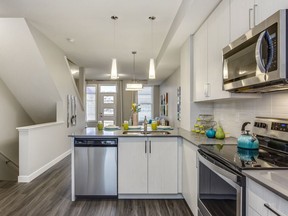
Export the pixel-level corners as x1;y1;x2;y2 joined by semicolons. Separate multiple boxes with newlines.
222;10;288;93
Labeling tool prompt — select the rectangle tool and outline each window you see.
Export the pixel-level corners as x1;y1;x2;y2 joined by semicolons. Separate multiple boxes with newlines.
103;96;114;104
100;85;117;93
138;86;153;122
86;86;97;121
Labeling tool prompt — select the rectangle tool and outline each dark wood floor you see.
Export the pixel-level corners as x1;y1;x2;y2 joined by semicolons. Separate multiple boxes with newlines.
0;156;193;216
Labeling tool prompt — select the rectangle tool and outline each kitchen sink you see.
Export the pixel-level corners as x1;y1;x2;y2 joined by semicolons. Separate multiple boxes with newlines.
122;131;171;135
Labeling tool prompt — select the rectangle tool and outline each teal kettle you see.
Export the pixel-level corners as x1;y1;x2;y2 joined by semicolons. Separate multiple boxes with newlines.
237;122;259;149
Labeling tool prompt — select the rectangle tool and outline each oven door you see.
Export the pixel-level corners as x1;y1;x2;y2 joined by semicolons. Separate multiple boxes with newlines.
198;150;245;216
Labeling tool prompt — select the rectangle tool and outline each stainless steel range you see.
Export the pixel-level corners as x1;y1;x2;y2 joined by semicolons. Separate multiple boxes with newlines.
197;117;288;216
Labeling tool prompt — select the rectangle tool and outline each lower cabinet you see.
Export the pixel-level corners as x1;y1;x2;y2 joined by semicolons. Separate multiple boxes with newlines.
182;139;198;216
246;178;288;216
118;137;178;194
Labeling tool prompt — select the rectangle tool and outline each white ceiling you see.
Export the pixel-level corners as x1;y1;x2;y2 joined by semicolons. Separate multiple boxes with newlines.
0;0;220;84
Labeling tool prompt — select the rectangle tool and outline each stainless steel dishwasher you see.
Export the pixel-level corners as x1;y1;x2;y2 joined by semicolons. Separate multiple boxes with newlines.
74;138;118;198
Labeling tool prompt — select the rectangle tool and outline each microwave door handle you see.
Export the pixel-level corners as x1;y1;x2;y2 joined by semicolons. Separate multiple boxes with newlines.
255;31;274;73
264;31;274;72
255;31;266;73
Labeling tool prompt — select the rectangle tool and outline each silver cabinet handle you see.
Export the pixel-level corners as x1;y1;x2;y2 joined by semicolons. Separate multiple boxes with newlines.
145;140;147;154
204;83;210;97
253;4;258;27
264;203;286;216
249;8;253;29
149;140;151;154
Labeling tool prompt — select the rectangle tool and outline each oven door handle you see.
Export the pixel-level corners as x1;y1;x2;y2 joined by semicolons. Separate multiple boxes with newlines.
198;151;244;188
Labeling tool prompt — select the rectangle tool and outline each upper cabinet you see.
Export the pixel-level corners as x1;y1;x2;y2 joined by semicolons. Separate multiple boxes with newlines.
194;0;230;102
254;0;288;25
230;0;254;42
193;0;288;102
193;21;208;102
231;0;288;41
194;0;260;102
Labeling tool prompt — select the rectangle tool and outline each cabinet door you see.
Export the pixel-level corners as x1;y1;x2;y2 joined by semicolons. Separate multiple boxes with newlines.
118;137;147;194
254;0;288;25
207;0;231;100
248;206;263;216
148;137;178;194
193;21;208;102
182;139;198;216
246;178;288;216
230;0;254;41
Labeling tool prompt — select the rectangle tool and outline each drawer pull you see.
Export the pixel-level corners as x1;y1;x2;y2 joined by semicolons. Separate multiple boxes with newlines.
264;203;285;216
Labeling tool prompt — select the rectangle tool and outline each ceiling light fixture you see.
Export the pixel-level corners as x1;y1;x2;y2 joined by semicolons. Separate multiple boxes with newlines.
66;38;75;43
111;15;119;79
126;51;143;91
148;16;156;79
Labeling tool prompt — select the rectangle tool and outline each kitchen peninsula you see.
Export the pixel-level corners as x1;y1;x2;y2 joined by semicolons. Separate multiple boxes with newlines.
70;127;288;216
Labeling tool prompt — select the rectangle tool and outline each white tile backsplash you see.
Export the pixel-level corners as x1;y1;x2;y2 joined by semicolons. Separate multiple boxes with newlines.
213;91;288;138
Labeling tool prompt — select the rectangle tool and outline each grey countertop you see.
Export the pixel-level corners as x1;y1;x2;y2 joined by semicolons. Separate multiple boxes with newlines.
69;127;238;146
70;126;288;201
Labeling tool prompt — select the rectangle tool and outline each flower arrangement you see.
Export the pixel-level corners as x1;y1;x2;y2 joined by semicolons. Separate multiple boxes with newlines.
131;103;141;113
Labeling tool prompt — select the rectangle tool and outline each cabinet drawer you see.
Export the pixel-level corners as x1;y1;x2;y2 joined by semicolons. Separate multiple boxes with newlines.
247;178;288;216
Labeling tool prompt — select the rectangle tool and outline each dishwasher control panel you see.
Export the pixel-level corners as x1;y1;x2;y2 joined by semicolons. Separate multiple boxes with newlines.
74;138;118;146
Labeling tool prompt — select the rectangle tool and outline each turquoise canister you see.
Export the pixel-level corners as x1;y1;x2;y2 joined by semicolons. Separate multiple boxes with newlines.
206;128;216;138
237;122;259;149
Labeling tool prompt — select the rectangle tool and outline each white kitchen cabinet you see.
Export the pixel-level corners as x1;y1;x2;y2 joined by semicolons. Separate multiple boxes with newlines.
193;20;208;102
182;139;198;216
118;137;178;194
193;0;261;102
230;0;288;42
254;0;288;26
246;178;288;216
118;137;147;194
230;0;254;42
206;0;231;101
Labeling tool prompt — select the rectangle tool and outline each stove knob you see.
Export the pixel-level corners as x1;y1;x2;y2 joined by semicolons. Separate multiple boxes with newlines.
262;123;267;129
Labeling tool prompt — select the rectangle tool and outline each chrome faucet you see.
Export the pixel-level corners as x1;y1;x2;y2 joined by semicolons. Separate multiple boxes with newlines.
144;116;148;133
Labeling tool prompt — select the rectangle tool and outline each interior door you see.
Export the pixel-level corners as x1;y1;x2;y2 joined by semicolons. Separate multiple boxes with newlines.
98;84;117;127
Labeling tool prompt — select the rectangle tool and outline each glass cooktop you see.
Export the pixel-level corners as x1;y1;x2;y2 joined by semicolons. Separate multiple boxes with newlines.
199;144;288;171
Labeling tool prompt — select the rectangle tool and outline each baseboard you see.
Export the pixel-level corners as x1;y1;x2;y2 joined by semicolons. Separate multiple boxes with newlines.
18;150;71;183
118;193;183;199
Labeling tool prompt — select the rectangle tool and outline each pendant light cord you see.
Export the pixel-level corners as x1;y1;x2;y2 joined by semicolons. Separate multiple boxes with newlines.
132;51;136;83
149;16;156;57
111;16;118;56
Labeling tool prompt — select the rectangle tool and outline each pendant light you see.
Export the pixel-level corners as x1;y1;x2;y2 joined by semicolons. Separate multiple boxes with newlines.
126;51;143;91
148;16;156;79
111;16;119;79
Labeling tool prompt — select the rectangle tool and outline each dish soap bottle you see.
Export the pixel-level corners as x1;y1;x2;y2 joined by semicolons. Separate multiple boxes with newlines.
144;116;148;132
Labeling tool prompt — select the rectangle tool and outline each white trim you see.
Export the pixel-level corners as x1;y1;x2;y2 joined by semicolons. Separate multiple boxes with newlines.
118;194;183;199
18;150;71;183
17;121;64;131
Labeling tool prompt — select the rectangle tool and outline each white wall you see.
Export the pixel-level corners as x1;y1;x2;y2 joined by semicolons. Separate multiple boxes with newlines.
0;18;61;123
0;78;34;179
214;91;288;138
160;68;181;128
27;22;86;132
14;21;86;182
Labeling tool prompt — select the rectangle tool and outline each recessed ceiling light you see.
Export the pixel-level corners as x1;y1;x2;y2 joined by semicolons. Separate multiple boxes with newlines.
66;38;75;43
